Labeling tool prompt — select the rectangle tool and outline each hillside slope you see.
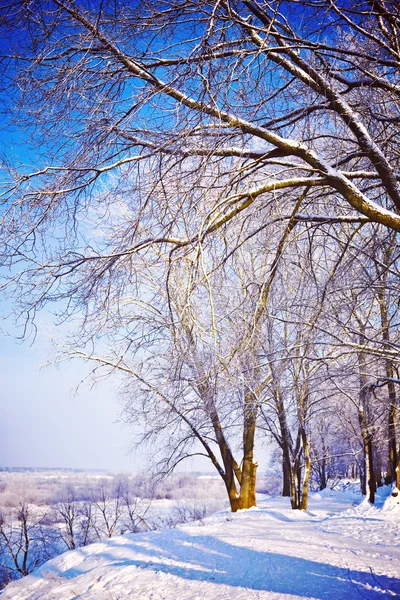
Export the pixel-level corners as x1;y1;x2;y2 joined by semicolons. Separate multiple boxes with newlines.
3;487;400;599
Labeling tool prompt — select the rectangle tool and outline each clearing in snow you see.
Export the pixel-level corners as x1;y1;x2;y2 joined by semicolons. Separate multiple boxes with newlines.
2;485;400;599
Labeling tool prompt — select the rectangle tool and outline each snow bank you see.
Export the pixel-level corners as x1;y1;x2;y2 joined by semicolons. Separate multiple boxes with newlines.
2;490;399;599
382;488;400;515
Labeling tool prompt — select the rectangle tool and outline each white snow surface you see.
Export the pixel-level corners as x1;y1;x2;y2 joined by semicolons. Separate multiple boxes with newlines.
3;485;400;599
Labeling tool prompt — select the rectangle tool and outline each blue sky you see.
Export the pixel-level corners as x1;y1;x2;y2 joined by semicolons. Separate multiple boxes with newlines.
0;326;227;473
0;25;136;471
0;331;136;471
0;307;224;473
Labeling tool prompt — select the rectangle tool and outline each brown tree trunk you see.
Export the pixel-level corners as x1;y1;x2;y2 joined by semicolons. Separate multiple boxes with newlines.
290;457;302;509
236;389;258;510
378;256;398;485
360;408;375;502
359;455;367;496
358;330;376;503
386;382;397;484
297;382;310;510
226;481;240;512
276;393;293;498
282;455;291;496
319;454;327;491
235;462;257;510
300;427;311;510
290;466;299;509
199;379;245;511
367;433;376;503
217;387;258;512
396;445;400;490
375;450;383;488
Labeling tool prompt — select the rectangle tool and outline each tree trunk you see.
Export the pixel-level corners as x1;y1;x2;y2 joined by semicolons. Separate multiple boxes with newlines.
358;330;376;503
360;408;376;502
367;433;376;503
300;427;311;510
396;445;400;490
359;455;367;496
290;467;299;509
200;379;245;511
378;259;398;486
219;388;258;512
236;389;258;510
375;450;383;488
386;385;397;484
276;394;293;498
226;479;240;512
290;458;302;509
282;455;291;496
319;455;327;491
235;461;257;510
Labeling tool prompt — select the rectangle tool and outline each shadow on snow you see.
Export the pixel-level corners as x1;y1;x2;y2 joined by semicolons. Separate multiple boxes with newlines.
35;527;400;599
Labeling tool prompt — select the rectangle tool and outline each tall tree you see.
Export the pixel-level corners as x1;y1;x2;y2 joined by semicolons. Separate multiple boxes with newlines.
1;1;400;506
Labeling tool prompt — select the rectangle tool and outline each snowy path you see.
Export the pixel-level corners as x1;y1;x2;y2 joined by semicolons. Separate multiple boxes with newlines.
3;489;400;599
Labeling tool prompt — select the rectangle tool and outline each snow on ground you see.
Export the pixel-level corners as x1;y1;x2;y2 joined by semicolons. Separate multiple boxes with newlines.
3;485;400;599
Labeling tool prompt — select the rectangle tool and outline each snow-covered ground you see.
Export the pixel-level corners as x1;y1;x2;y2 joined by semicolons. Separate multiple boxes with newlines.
3;485;400;599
